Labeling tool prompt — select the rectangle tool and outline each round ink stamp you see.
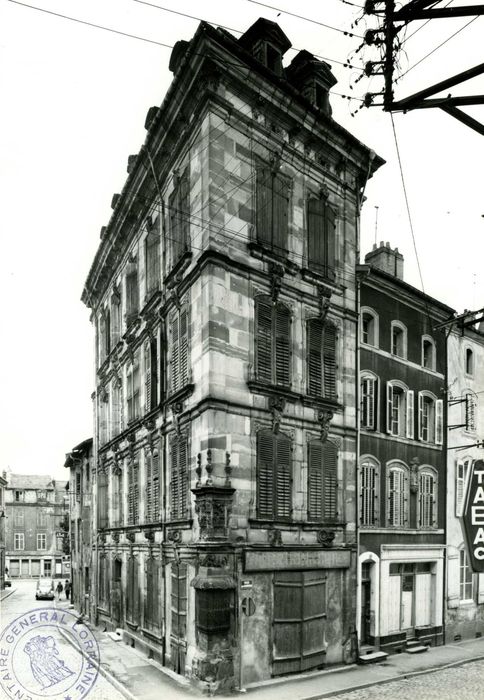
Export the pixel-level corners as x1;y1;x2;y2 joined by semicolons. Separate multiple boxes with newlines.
0;608;100;700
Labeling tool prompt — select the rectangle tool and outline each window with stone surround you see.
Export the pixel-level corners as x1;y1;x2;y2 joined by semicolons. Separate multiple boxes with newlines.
418;391;443;444
170;433;188;521
307;318;337;400
307;193;336;280
126;350;141;424
14;510;24;527
144;338;158;413
126;554;140;625
307;438;338;521
98;554;109;609
125;259;139;324
169;306;189;396
145;449;160;523
386;462;409;527
144;555;161;631
360;372;377;430
14;533;24;550
144;214;161;296
127;460;139;525
418;467;437;528
112;467;124;527
255;296;291;388
256;429;292;520
360;457;380;526
255;162;290;257
169;167;190;267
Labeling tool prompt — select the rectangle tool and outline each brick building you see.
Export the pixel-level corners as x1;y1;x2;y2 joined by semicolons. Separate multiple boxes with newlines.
5;474;69;579
82;18;382;691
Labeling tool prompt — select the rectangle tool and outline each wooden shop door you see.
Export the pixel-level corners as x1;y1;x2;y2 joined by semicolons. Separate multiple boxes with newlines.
272;570;327;676
170;562;187;675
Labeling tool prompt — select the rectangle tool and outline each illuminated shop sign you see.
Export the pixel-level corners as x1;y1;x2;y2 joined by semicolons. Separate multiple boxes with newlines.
462;459;484;573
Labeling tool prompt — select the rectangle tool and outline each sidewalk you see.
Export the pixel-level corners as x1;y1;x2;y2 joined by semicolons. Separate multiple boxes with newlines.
54;600;484;700
0;587;16;602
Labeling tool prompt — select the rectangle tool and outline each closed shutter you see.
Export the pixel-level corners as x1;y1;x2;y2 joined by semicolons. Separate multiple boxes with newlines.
171;313;179;394
275;304;291;386
169;188;179;263
150;338;158;409
435;399;443;444
275;435;292;519
179;307;189;389
145;453;153;523
170;435;179;519
418;392;424;441
308;198;325;273
361;377;375;429
360;461;377;526
323;441;338;520
256;298;273;383
257;431;274;519
407;390;414;439
307;319;323;397
308;441;323;520
322;323;337;400
325;204;336;280
144;342;151;413
178;435;188;518
133;462;139;524
388;469;405;526
127;466;134;524
256;167;272;247
386;383;393;434
456;461;466;517
180;167;190;253
273;173;289;255
152;451;160;521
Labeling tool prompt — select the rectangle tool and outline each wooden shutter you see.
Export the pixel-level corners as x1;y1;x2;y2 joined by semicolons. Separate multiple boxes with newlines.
325;204;336;280
180;167;190;253
361;377;375;429
133;461;139;524
435;399;443;444
275;434;292;519
169;188;179;262
170;435;179;519
418;392;424;441
152;451;160;521
323;441;338;520
407;390;414;439
256;298;273;383
256;167;272;247
144;341;151;413
275;303;291;386
145;452;153;523
170;313;179;394
150;338;158;409
179;307;189;389
323;323;337;399
386;383;393;433
273;172;289;255
307;319;322;397
388;468;405;526
360;460;377;526
456;461;465;517
257;431;274;519
307;197;325;273
178;435;188;518
308;441;323;520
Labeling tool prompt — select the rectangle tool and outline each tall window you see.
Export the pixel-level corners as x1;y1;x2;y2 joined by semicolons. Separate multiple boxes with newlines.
127;461;139;525
255;297;291;387
145;215;160;296
126;555;140;624
460;549;474;601
125;260;139;323
37;510;47;526
145;450;160;523
98;555;109;609
387;381;414;438
97;470;108;530
14;533;24;550
418;468;437;528
126;352;141;423
170;433;188;520
422;336;436;370
169;167;190;266
361;308;378;347
307;318;337;400
360;457;379;526
464;391;477;432
391;321;407;359
169;306;189;396
456;458;472;517
37;533;47;551
145;556;161;632
144;339;158;413
360;373;377;430
113;468;124;527
111;288;121;347
14;510;24;526
100;309;111;359
307;439;338;521
111;380;122;437
387;463;409;527
418;392;443;444
307;194;336;279
465;347;474;376
256;163;290;256
14;490;24;502
257;430;292;520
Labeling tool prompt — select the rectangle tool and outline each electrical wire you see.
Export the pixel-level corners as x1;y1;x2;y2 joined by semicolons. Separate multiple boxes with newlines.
400;0;453;45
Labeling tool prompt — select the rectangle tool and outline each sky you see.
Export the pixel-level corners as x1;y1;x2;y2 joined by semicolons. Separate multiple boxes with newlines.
1;0;483;478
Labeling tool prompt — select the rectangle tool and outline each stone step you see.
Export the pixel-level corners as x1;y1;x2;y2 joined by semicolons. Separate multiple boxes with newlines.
107;631;123;642
406;645;429;654
358;651;389;664
406;639;421;648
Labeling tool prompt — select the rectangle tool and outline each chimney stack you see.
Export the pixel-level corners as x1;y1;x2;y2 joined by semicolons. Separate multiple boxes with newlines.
364;241;404;280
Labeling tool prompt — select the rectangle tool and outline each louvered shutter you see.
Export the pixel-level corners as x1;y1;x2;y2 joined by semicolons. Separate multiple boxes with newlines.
308;441;323;520
418;392;424;441
150;338;158;409
386;383;393;434
256;298;273;383
273;173;289;255
180;167;190;253
307;319;323;397
308;197;325;273
325;204;336;280
170;435;179;519
133;462;139;524
456;461;465;517
360;461;377;526
145;453;153;523
152;451;160;521
388;469;405;526
435;399;443;444
407;390;414;439
275;304;291;386
256;167;272;247
171;313;179;394
275;435;292;519
323;323;337;399
178;435;188;518
366;378;375;429
257;431;274;519
323;441;338;520
144;342;151;413
127;464;134;524
179;307;189;389
169;188;179;263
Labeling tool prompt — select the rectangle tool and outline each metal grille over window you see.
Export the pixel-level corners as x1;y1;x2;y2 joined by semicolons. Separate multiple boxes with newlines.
257;430;292;520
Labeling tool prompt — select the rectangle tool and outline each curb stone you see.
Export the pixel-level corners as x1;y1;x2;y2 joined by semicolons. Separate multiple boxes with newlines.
0;588;16;602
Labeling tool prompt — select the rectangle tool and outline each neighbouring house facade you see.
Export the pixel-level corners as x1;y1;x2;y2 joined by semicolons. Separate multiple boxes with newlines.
4;474;70;579
82;18;382;692
446;318;484;642
356;243;453;653
0;471;6;589
65;438;93;616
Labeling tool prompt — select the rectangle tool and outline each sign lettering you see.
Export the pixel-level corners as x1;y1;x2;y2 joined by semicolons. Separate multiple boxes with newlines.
462;459;484;572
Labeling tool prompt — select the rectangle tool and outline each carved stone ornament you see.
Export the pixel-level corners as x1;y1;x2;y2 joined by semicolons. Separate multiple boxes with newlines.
143;417;156;434
171;401;184;435
410;457;420;494
319;183;330;201
192;486;235;541
199;553;228;568
270;263;285;304
318;289;331;321
269;395;286;434
167;529;182;543
269;151;282;174
112;531;120;544
268;529;282;547
144;529;155;542
317;409;334;443
125;531;136;543
317;529;336;547
98;531;106;545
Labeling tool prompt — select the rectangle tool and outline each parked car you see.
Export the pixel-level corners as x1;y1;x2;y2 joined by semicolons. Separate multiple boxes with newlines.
4;575;11;588
36;578;54;600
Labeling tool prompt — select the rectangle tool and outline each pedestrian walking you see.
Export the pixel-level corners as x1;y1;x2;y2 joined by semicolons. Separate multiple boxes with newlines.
56;581;63;600
65;580;70;600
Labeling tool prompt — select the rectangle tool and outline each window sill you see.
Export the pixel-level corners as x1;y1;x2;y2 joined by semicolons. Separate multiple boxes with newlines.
247;379;341;412
248;241;298;274
165;251;193;288
300;267;338;289
166;383;194;407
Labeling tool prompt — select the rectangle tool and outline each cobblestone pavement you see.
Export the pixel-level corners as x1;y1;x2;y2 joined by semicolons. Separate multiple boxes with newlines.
325;659;484;700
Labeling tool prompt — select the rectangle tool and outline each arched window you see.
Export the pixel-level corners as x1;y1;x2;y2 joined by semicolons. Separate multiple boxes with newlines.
360;372;378;430
463;390;477;432
465;347;474;376
418;391;443;444
307;439;338;521
257;429;292;520
387;462;409;527
360;307;379;348
418;467;437;528
387;381;414;438
391;321;407;359
421;336;436;370
307;318;337;399
255;296;291;387
360;457;380;526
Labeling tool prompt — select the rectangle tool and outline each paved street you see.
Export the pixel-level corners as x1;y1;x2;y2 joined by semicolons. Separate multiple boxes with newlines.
1;581;124;700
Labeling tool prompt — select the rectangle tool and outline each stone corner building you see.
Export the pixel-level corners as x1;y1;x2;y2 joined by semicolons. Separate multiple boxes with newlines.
81;18;382;692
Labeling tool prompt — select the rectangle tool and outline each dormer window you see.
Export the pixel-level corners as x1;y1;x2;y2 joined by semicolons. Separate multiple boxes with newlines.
239;19;291;78
266;43;282;74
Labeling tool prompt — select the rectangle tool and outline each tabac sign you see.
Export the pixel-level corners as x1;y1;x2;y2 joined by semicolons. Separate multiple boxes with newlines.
462;459;484;573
